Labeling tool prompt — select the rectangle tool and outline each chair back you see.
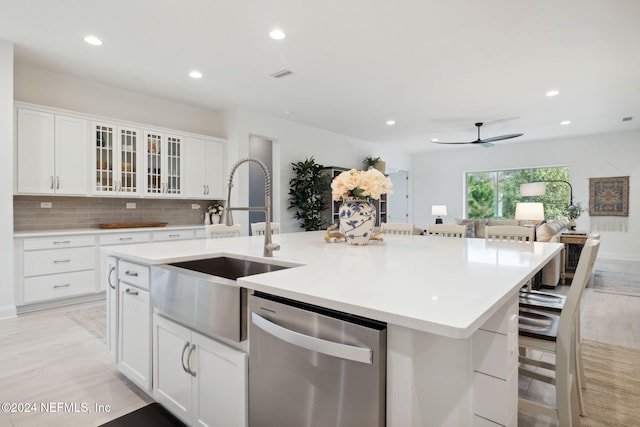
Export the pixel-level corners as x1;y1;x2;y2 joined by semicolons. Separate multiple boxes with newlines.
426;224;466;238
251;222;281;236
206;224;242;239
381;222;414;235
485;225;534;242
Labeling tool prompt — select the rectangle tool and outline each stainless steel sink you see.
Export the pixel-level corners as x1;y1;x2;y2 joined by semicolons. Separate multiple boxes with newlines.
151;256;294;342
169;256;290;280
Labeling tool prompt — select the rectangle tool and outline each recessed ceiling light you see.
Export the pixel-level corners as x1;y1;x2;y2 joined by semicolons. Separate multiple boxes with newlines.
284;110;292;115
560;120;571;125
386;120;396;126
431;138;439;142
189;70;203;79
84;35;103;46
546;90;560;97
269;28;286;40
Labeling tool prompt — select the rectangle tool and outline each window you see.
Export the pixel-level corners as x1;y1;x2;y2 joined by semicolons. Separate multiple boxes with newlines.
466;166;570;220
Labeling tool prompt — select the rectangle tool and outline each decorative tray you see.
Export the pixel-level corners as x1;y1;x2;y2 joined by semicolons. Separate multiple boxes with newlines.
98;222;168;229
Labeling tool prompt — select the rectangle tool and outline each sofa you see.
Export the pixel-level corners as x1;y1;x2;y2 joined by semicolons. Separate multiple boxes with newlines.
455;218;569;287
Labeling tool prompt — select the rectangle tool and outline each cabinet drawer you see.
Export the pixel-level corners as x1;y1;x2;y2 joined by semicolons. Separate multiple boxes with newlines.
119;260;150;290
23;235;95;251
24;247;96;277
473;329;517;380
473;369;517;426
100;232;151;246
24;270;96;303
153;230;194;242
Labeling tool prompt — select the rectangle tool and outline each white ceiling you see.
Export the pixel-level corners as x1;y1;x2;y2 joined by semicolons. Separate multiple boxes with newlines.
1;0;639;152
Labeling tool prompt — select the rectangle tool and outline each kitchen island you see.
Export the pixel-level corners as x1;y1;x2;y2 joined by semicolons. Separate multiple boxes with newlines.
104;231;563;427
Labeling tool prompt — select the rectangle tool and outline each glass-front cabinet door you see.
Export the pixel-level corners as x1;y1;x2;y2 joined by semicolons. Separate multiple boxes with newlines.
94;123;116;193
144;131;183;197
93;122;141;195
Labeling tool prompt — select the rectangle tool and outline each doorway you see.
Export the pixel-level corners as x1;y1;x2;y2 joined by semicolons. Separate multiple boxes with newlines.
248;135;273;234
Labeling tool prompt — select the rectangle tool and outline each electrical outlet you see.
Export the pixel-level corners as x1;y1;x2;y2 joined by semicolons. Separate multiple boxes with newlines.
126;203;136;209
192;204;201;209
40;202;52;208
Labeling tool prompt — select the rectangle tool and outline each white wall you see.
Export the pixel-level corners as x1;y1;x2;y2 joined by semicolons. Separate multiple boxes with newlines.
413;131;640;260
223;107;412;233
14;63;225;138
0;41;16;318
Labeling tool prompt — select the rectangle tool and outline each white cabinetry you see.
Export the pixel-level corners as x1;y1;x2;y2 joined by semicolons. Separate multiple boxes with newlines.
16;109;88;195
93;122;142;195
21;235;96;304
144;131;184;197
185;138;225;199
153;314;248;427
118;260;152;391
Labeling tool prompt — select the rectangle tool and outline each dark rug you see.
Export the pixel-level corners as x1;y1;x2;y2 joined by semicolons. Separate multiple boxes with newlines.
99;403;186;427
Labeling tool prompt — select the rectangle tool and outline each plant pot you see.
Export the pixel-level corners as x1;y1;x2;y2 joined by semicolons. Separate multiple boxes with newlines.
373;160;386;174
339;199;376;245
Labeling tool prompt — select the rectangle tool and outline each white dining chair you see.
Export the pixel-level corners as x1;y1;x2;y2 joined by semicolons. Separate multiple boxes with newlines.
518;239;600;426
425;224;466;238
485;225;534;242
381;222;414;235
251;222;280;236
205;224;242;238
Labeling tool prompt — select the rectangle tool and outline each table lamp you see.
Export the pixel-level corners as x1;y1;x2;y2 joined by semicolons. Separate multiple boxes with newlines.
431;205;447;224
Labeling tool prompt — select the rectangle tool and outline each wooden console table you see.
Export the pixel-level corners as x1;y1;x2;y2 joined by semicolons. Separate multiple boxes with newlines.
560;232;589;285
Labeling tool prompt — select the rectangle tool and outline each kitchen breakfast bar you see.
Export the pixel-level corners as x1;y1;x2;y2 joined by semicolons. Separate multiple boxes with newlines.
104;231;563;427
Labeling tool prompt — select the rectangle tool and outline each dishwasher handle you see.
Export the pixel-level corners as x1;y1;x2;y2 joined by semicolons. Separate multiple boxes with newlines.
251;312;372;364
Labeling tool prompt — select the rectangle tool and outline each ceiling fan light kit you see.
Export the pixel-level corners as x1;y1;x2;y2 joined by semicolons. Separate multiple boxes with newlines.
431;122;523;147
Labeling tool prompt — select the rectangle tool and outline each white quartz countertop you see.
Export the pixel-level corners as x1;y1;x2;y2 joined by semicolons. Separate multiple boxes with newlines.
102;231;563;339
14;225;204;238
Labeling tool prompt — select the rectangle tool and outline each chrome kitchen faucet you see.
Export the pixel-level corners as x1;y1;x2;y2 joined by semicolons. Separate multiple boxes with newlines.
225;158;280;257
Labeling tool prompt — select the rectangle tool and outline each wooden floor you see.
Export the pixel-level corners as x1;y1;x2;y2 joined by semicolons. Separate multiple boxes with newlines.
0;300;151;427
1;275;638;426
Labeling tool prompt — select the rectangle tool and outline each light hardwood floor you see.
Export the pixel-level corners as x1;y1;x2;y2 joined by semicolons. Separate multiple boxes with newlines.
0;300;151;427
1;282;638;426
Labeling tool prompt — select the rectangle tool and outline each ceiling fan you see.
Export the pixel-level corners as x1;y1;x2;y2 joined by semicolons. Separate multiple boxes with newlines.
431;122;523;147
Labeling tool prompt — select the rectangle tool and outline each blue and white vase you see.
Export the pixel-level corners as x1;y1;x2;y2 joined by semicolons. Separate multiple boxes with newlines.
339;199;376;245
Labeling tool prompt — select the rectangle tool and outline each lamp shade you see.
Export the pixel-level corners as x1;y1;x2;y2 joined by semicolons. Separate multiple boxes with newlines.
431;205;447;216
515;202;545;221
519;182;546;197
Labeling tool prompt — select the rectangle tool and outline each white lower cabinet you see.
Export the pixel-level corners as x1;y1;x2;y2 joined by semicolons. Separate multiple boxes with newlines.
153;314;248;427
118;273;151;391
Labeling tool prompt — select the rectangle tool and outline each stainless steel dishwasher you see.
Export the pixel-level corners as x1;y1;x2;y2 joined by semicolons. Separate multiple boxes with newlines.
249;291;386;427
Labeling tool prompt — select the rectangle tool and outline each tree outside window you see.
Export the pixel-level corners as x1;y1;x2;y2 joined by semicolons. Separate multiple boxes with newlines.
466;167;570;220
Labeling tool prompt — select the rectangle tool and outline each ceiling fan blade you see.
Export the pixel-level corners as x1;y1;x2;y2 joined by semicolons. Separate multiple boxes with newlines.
480;133;523;143
431;141;473;145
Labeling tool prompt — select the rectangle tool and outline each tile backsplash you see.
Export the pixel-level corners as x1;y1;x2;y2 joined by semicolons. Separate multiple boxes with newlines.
14;196;219;231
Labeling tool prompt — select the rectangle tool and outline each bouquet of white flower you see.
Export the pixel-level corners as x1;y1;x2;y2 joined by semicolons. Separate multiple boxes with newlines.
208;203;225;215
331;168;393;201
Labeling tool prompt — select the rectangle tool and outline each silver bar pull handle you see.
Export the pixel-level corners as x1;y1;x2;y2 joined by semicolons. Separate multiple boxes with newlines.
125;271;138;277
187;344;196;377
50;176;54;189
168;234;180;238
125;288;139;296
203;184;207;195
53;240;71;245
119;237;133;241
53;259;71;264
251;312;372;364
181;341;191;374
108;266;116;290
53;283;71;289
56;176;60;189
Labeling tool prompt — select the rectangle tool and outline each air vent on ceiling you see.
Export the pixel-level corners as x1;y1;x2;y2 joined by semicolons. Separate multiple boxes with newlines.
622;116;633;122
271;69;293;78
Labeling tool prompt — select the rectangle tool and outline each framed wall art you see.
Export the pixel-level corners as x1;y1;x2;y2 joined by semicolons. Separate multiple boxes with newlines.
589;176;629;216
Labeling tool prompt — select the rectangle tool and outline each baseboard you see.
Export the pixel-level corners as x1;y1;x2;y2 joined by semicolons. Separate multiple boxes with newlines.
597;254;640;262
0;305;17;319
17;292;106;315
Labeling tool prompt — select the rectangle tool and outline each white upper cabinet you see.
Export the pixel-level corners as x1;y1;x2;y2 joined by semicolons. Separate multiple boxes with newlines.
16;109;89;195
185;137;225;199
93;122;142;195
144;131;185;197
